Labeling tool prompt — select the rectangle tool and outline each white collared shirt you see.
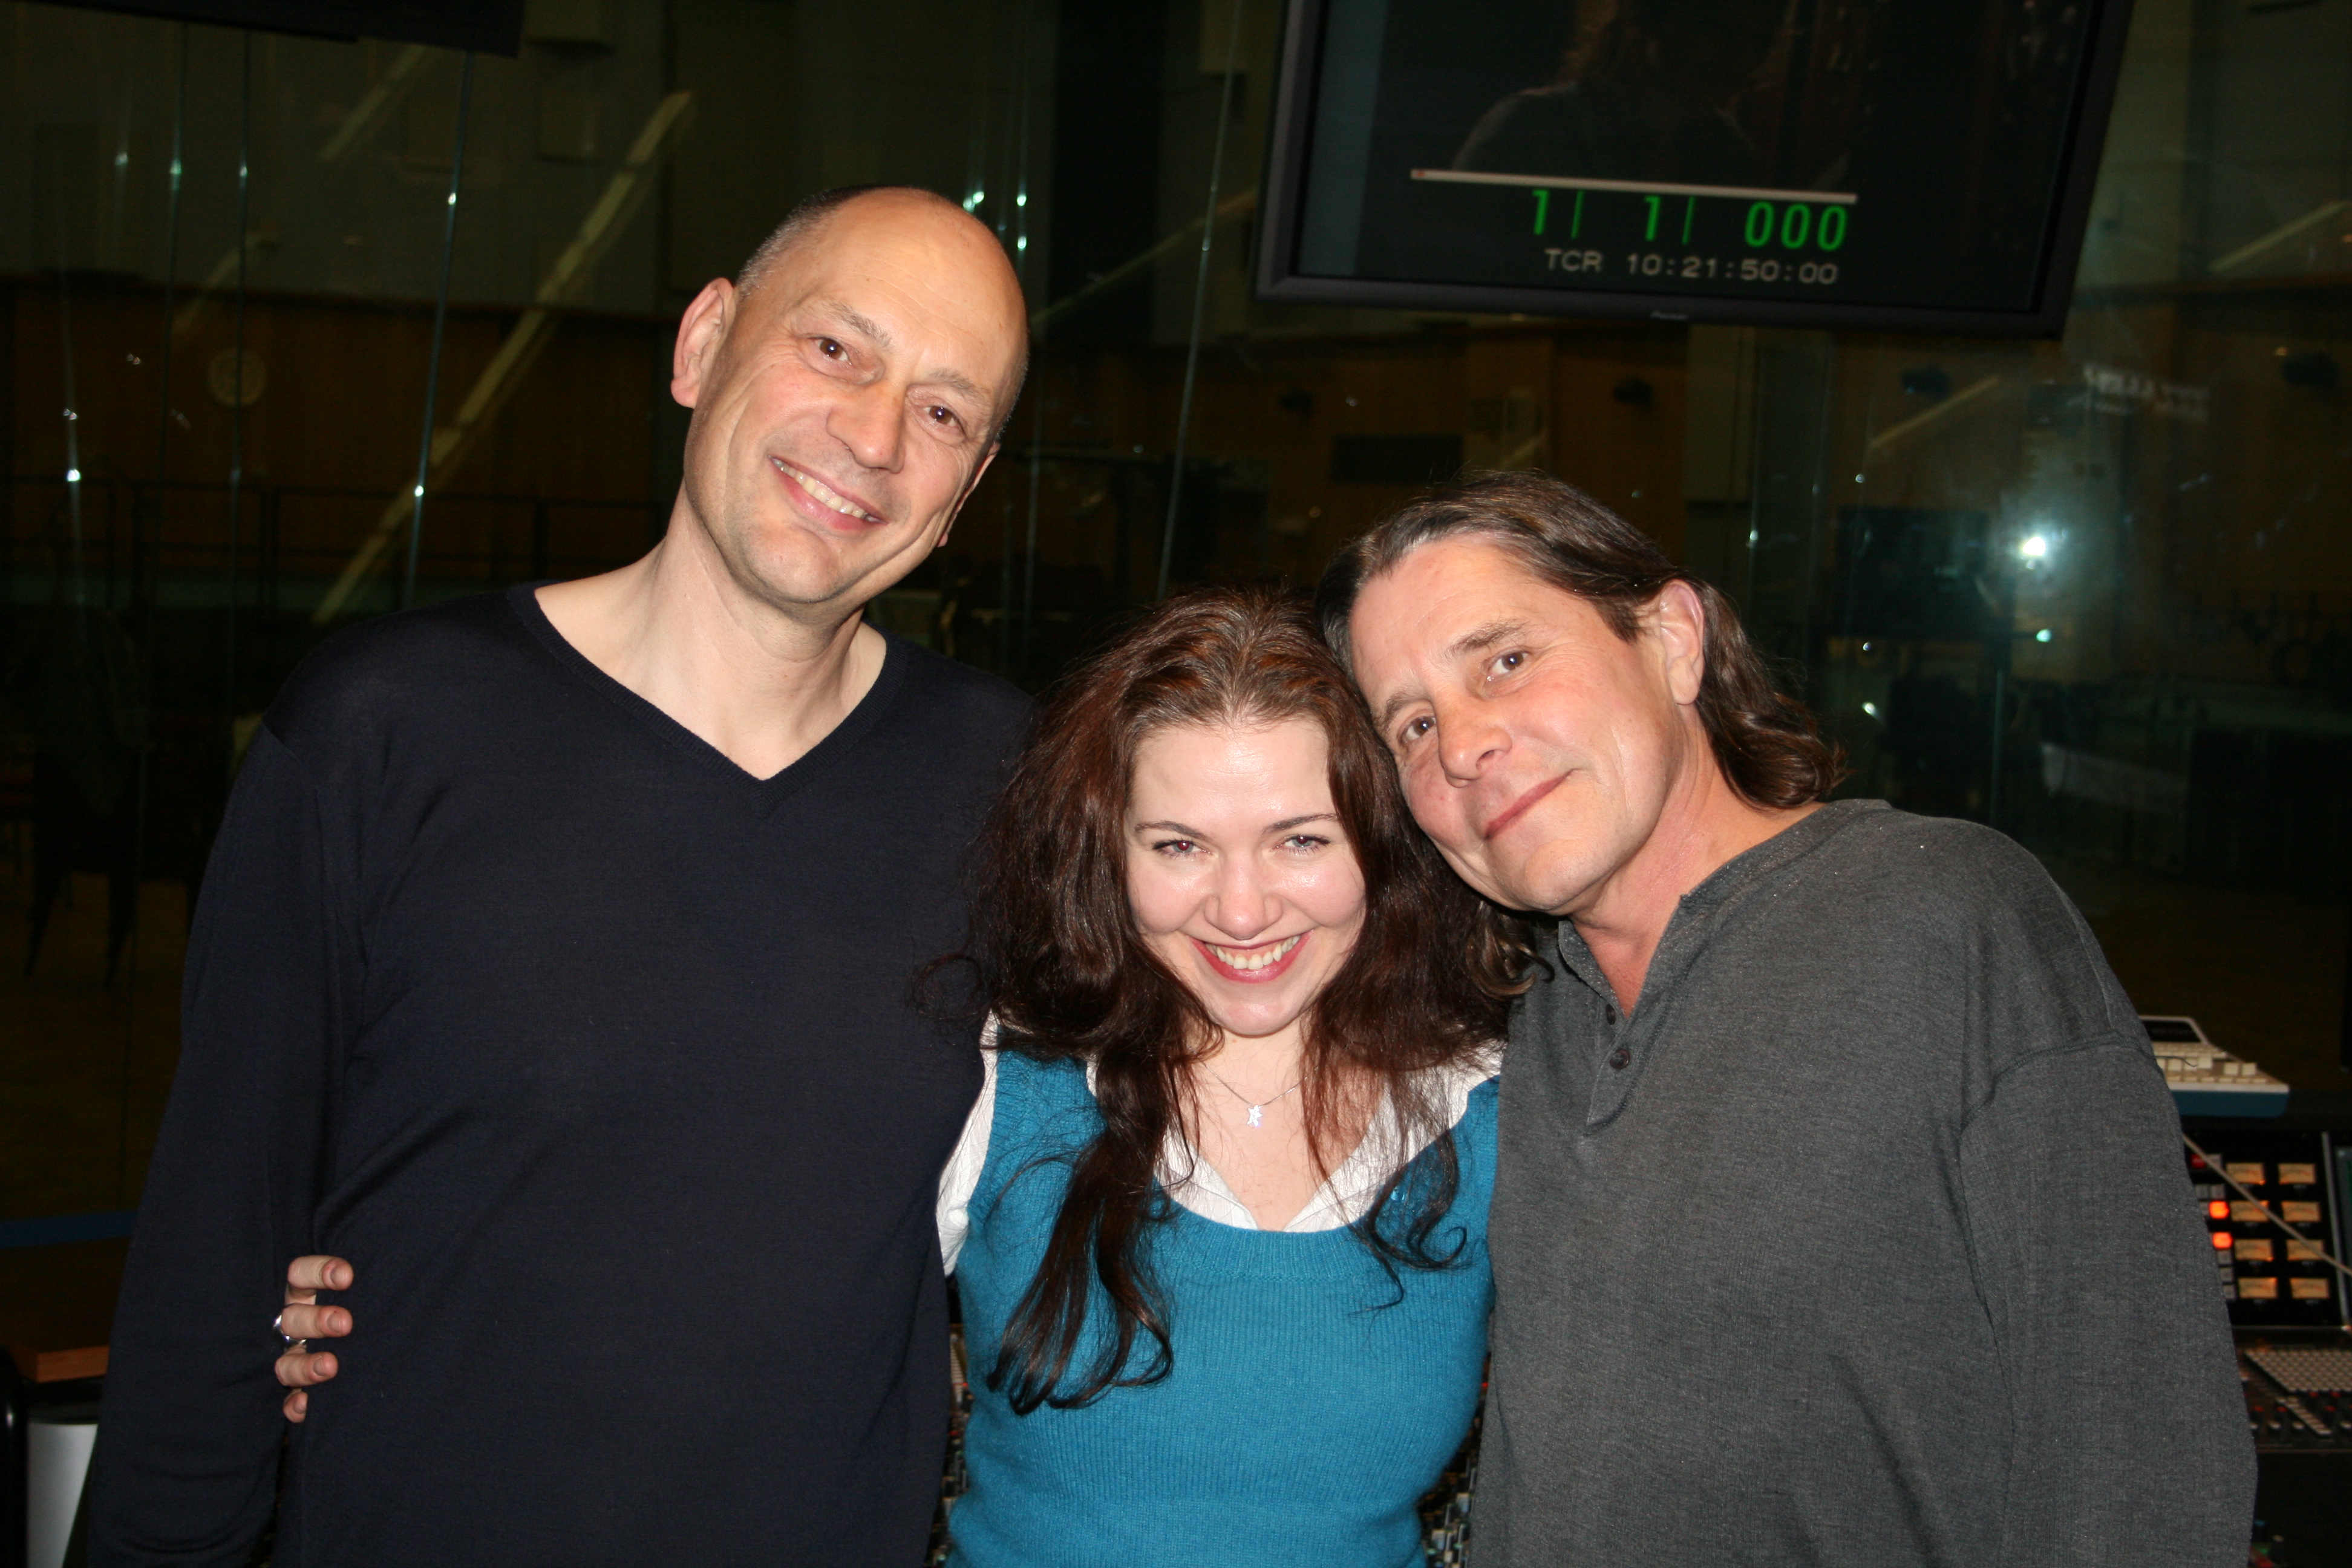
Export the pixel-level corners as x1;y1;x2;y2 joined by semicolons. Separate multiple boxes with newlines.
937;1024;1500;1272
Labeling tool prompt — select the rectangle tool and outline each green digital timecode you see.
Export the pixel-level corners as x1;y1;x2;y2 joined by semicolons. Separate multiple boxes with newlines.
1745;200;1846;252
1530;190;1848;253
1529;188;1688;240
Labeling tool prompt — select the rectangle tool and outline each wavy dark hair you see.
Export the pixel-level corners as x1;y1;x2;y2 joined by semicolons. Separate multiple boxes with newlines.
969;586;1529;1413
1316;471;1843;809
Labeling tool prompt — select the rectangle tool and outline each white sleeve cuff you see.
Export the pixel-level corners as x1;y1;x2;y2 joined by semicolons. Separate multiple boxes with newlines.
936;1020;1001;1275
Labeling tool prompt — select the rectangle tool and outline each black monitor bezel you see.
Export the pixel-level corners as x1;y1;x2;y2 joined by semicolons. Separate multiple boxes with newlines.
1253;0;2140;339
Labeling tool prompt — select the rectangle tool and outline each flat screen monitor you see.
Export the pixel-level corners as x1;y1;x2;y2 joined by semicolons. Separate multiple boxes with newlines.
1256;0;2137;336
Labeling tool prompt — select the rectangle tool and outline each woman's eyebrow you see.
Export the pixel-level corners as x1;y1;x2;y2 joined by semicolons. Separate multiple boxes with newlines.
1135;811;1338;836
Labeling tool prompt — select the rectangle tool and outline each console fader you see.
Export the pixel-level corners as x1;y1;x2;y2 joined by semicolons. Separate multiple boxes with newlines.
2181;1126;2352;1455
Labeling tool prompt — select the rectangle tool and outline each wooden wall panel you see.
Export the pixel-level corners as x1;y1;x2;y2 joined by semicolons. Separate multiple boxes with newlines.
5;279;667;593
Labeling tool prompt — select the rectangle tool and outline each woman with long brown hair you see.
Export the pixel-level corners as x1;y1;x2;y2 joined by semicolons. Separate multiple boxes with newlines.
928;584;1526;1564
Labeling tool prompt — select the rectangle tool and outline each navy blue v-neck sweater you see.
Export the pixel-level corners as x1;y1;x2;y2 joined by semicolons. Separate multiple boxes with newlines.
90;586;1029;1567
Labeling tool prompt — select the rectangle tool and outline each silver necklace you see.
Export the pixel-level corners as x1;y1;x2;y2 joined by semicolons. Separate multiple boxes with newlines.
1204;1066;1304;1128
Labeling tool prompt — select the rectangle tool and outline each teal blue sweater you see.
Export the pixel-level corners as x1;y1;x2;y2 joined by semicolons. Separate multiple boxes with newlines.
949;1053;1497;1568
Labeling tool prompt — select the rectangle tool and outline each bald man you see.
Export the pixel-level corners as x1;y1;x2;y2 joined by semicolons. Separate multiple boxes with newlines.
88;188;1033;1568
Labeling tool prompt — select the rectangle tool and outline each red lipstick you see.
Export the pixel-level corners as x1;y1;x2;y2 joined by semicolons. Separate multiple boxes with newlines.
1189;933;1309;985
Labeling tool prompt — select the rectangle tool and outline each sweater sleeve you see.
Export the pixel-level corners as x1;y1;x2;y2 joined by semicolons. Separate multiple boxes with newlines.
1956;1038;2255;1567
87;727;352;1565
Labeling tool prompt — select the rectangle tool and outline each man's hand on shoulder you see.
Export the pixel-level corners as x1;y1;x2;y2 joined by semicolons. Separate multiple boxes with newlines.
276;1255;354;1422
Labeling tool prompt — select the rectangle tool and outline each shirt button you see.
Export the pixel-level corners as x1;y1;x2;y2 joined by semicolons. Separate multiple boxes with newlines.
1608;1046;1633;1070
1603;1006;1617;1025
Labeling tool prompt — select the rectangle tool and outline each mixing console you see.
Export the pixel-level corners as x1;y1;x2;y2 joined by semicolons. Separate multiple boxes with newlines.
1417;1409;1481;1565
2239;1341;2352;1452
2248;1345;2352;1395
2147;1016;2288;1117
2183;1130;2345;1328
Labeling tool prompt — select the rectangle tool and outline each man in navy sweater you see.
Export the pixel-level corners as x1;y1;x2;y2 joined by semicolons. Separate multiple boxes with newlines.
88;186;1032;1567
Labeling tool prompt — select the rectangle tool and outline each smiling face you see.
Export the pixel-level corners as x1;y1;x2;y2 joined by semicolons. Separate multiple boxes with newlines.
1347;536;1705;917
1125;719;1369;1044
670;190;1027;620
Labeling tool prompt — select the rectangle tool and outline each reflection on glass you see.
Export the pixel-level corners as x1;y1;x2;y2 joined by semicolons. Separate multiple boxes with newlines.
0;0;2347;1240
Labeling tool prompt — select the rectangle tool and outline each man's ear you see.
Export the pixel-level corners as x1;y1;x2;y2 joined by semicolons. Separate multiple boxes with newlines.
671;278;736;409
933;442;1002;553
1648;580;1708;708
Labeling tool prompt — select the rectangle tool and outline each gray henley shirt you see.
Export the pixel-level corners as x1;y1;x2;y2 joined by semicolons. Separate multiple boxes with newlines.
1477;799;2253;1567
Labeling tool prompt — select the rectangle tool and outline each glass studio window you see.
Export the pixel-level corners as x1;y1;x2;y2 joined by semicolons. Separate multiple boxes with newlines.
2;0;2349;1230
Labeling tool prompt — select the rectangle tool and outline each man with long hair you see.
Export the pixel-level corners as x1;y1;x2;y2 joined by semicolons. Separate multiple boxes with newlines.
1319;472;2252;1565
89;187;1031;1566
